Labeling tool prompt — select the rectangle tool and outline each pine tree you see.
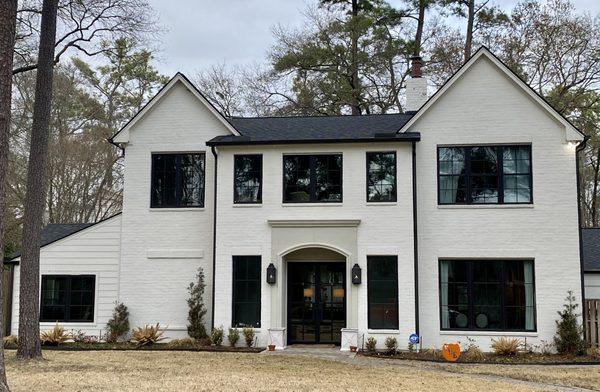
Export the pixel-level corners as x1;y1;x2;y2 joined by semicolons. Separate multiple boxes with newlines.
106;302;130;342
554;290;585;355
187;267;208;340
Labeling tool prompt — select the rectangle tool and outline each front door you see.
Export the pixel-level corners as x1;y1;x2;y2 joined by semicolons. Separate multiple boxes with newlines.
287;262;346;344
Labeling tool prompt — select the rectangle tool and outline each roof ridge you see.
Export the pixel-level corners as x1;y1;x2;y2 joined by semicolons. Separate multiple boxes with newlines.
229;112;412;120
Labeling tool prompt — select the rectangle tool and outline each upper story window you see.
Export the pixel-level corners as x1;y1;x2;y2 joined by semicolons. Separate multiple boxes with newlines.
367;152;397;202
283;154;342;203
151;153;205;208
40;275;95;323
439;260;535;331
234;155;263;204
438;145;532;205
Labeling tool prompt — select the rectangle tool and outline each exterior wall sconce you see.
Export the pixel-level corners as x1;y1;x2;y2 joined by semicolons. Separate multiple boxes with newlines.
267;263;277;284
351;264;361;284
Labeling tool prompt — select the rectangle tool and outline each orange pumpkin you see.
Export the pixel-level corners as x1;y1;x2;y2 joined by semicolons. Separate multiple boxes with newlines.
442;343;461;362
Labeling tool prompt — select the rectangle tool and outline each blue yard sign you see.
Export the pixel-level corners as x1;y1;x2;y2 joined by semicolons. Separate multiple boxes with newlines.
409;333;419;345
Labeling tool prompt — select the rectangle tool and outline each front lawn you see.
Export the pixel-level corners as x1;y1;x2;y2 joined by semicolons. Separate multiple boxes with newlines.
5;350;546;392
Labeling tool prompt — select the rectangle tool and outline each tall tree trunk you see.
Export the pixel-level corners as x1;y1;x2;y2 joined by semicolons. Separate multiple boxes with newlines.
349;0;361;115
464;0;475;62
0;0;18;388
414;0;426;56
17;0;60;361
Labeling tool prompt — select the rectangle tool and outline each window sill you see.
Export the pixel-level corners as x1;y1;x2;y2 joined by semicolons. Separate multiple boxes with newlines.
281;203;343;207
439;330;538;337
233;204;262;208
148;208;205;212
437;204;534;210
40;322;96;327
366;202;397;206
367;329;400;334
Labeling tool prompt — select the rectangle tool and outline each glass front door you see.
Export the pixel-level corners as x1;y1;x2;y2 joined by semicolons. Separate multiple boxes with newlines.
287;262;346;344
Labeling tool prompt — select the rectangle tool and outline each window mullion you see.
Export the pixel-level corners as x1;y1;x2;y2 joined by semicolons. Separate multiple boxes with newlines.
498;146;504;204
500;261;506;330
465;147;472;204
468;261;474;329
309;156;316;202
65;276;71;322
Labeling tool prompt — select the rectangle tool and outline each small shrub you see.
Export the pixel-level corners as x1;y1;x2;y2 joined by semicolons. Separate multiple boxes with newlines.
228;327;240;347
197;337;212;346
384;337;398;354
586;347;600;359
462;341;486;362
106;302;130;343
3;335;17;349
365;337;377;353
554;291;585;355
166;338;198;349
187;267;208;340
72;330;99;344
491;337;521;356
40;323;70;346
131;323;167;347
242;327;255;347
211;326;224;346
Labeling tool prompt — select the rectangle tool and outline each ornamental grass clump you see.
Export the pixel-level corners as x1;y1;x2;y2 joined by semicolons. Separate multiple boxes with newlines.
463;344;486;362
554;291;585;355
211;326;224;346
491;337;521;356
40;323;70;346
3;335;17;349
131;323;167;347
242;328;255;347
365;337;377;353
228;327;240;347
166;338;197;349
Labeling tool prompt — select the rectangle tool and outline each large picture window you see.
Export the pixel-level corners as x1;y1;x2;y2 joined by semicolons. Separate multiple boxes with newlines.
40;275;95;323
439;260;536;331
367;256;399;329
283;154;342;203
438;145;532;204
367;152;397;202
151;153;205;208
234;155;262;204
232;256;261;328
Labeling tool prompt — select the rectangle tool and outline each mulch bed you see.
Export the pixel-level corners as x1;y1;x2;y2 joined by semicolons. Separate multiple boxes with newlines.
4;343;263;353
359;350;600;365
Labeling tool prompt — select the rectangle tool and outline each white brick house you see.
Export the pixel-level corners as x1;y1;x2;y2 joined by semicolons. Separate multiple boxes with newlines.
7;47;586;351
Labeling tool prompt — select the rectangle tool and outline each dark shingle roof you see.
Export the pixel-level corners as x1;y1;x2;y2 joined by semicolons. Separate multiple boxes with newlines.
7;223;93;261
207;113;419;145
582;228;600;272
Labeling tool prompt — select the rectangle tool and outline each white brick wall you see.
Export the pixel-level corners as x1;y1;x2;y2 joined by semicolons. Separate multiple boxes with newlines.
413;55;581;350
11;215;122;337
117;81;230;339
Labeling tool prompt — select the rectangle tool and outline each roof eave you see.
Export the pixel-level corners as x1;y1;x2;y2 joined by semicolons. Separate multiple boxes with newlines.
206;133;421;147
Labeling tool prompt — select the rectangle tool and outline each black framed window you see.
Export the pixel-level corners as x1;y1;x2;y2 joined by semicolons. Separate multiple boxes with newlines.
40;275;95;322
283;154;342;203
438;145;532;204
367;152;397;202
151;153;205;208
232;256;261;328
234;155;262;204
439;260;536;331
367;256;399;329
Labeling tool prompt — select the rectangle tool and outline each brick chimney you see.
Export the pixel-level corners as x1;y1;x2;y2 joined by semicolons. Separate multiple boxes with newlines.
405;55;428;112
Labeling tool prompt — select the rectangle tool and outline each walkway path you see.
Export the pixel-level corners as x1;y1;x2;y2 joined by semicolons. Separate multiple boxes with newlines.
264;346;597;392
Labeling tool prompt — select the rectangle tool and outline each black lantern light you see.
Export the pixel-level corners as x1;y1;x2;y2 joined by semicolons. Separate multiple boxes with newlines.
351;263;361;284
267;263;277;284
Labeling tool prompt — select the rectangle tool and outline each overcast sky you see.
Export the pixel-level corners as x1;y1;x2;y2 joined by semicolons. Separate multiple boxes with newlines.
148;0;600;77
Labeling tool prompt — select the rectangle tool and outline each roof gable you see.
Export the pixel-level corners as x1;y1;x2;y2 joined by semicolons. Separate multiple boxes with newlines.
399;47;584;142
110;73;239;145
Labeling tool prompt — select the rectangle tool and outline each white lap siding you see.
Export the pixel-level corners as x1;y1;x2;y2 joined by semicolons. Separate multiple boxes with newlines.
10;214;122;337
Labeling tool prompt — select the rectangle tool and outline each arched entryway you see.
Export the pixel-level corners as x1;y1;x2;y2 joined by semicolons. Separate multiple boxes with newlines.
284;247;346;344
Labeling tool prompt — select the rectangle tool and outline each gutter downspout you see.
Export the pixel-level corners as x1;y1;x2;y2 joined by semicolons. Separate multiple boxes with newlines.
576;136;589;339
412;141;419;337
210;146;218;331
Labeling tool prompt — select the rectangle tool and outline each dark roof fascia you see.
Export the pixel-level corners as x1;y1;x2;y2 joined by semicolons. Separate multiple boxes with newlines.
5;212;123;263
108;73;240;145
397;46;584;138
206;133;421;147
585;270;600;274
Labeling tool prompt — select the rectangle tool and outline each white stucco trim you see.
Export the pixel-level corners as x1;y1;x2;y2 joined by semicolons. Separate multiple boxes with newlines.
278;243;352;258
399;47;584;142
268;219;361;228
112;73;240;144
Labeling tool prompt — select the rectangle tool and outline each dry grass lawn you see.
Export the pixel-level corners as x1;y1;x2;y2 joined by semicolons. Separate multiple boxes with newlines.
438;363;600;391
3;350;550;392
